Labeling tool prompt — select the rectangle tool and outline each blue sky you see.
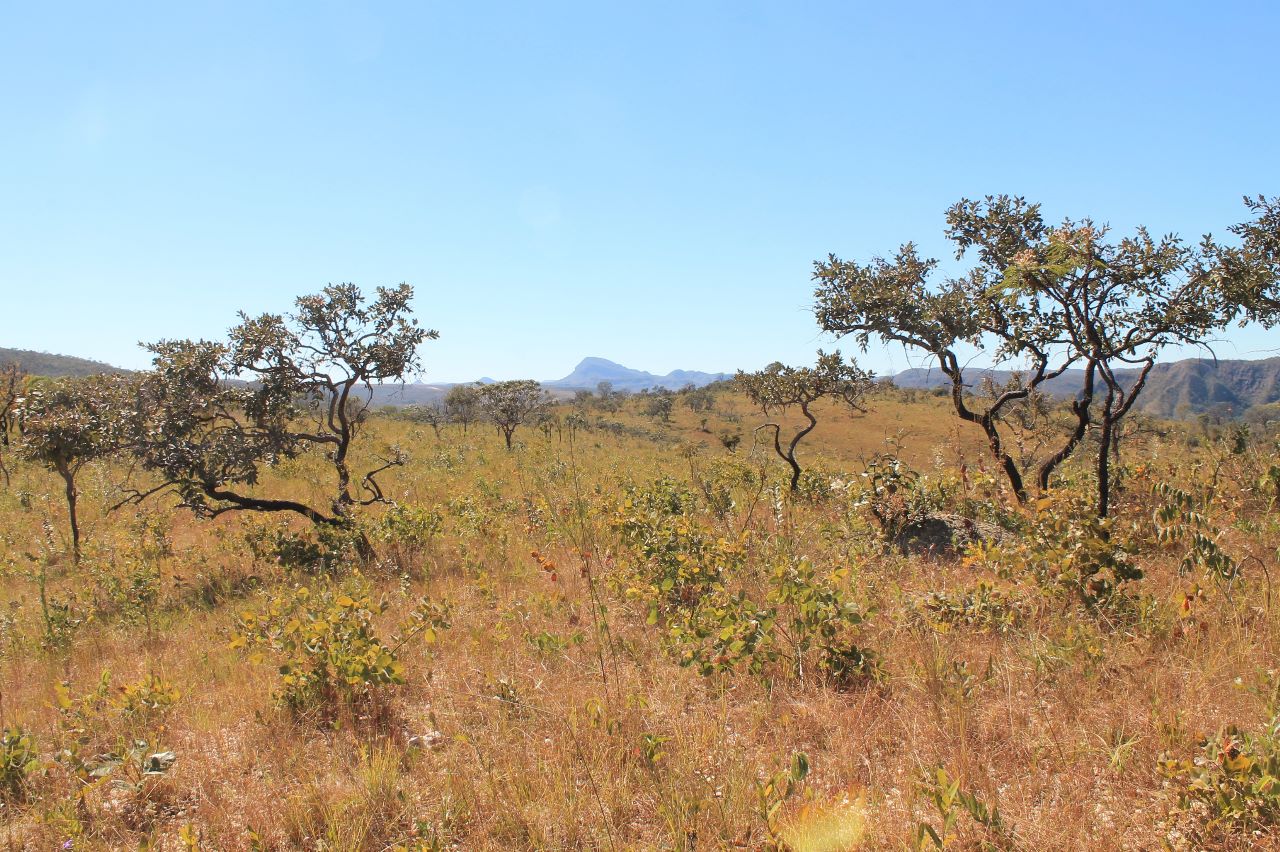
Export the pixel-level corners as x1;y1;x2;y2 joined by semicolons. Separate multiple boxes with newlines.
1;1;1277;382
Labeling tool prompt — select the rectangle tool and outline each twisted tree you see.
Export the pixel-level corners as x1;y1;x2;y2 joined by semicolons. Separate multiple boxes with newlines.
123;283;434;553
736;351;873;492
814;195;1280;516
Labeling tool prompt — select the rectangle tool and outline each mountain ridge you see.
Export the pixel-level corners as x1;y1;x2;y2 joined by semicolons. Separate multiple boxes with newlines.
891;356;1280;418
0;347;131;378
7;346;1280;419
542;357;731;393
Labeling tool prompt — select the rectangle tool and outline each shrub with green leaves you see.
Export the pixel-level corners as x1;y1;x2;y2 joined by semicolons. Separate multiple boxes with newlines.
88;556;161;628
1;725;39;801
668;587;777;677
374;502;445;574
613;481;880;686
244;519;367;574
971;491;1142;606
916;581;1025;634
612;479;746;619
914;766;1007;850
233;576;450;720
114;674;182;723
769;559;879;686
375;503;444;552
666;558;879;687
233;577;404;716
1161;714;1280;837
50;670;180;795
854;453;948;546
755;751;810;846
36;593;88;651
686;454;758;519
1152;481;1240;586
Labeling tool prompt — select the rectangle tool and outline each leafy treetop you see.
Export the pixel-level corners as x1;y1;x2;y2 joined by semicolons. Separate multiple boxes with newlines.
478;380;549;450
125;283;434;534
736;351;873;492
813;195;1280;515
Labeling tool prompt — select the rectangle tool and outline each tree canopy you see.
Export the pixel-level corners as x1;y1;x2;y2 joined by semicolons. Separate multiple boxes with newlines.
124;283;434;540
18;374;131;559
444;384;481;432
736;351;873;491
478;380;549;449
813;195;1280;516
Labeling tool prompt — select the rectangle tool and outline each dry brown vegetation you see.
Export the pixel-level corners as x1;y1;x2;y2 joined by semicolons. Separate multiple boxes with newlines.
2;385;1279;850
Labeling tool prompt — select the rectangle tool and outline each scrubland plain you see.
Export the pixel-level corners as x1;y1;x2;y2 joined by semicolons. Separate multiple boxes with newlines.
1;387;1279;851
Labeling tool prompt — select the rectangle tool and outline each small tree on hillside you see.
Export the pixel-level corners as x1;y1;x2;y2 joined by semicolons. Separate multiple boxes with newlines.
444;384;481;433
405;402;446;439
595;381;622;412
478;380;548;449
736;351;873;492
642;390;674;423
19;374;128;561
124;283;433;552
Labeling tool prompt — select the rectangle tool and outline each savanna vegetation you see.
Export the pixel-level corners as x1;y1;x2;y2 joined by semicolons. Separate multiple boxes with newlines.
2;196;1280;850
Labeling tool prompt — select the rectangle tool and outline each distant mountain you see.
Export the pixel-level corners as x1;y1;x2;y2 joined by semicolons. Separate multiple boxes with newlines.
889;356;1280;418
0;347;129;378
1136;357;1280;418
10;344;1278;420
892;366;1085;398
544;357;731;393
367;383;453;407
365;358;730;407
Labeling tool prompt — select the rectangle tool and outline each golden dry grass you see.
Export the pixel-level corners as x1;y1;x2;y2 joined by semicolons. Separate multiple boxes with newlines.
0;389;1278;850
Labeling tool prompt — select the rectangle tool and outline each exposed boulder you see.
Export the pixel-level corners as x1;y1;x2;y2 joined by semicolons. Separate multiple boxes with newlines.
894;513;1006;558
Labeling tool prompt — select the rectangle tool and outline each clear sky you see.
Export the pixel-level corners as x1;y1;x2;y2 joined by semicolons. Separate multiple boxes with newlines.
2;2;1277;382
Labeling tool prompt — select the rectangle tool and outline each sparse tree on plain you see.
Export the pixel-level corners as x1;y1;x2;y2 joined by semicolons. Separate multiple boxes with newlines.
19;374;129;560
643;390;674;423
814;195;1280;516
681;384;716;413
444;384;481;433
406;402;447;439
736;351;873;492
594;380;621;412
123;283;434;553
478;379;549;450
